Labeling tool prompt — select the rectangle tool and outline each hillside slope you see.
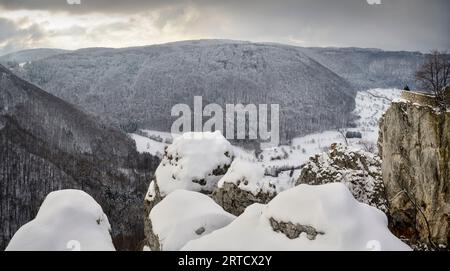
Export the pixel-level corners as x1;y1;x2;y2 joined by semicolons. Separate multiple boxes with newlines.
0;48;69;66
301;47;424;90
15;40;357;141
0;64;159;250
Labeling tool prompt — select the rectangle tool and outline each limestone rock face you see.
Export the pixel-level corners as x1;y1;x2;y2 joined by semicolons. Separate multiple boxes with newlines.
444;85;450;107
378;100;450;248
212;182;275;216
269;217;324;240
296;143;388;213
212;159;277;216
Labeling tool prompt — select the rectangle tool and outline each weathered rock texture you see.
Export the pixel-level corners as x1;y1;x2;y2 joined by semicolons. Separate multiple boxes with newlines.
378;100;449;248
444;85;450;107
296;143;388;213
401;91;438;107
212;182;275;216
269;217;324;240
143;181;163;250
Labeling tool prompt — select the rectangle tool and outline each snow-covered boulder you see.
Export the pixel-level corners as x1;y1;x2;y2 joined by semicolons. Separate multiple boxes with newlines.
144;131;234;236
155;131;233;196
145;131;233;201
182;183;411;251
145;190;235;251
213;159;276;216
297;143;388;212
6;190;115;251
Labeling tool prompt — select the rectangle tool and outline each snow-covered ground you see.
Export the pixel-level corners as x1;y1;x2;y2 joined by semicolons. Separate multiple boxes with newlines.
352;88;403;145
256;88;402;190
129;133;167;157
260;88;402;165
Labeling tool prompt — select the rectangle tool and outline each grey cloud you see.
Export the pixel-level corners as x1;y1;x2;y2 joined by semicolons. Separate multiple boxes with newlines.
0;0;448;52
0;18;20;41
0;0;181;13
0;17;44;55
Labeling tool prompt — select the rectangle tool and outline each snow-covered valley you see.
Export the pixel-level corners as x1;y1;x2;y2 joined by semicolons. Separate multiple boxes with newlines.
130;88;402;194
6;88;411;251
1;0;448;254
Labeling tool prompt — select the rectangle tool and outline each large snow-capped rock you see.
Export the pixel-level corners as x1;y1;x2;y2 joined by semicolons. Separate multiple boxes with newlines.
183;183;410;251
297;143;388;213
6;190;115;251
144;131;234;244
145;190;235;251
213;159;276;216
151;131;233;198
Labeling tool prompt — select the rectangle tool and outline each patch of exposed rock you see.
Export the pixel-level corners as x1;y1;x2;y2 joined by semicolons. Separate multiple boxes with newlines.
143;181;164;250
213;182;275;216
212;159;277;216
296;143;388;213
269;218;324;240
378;99;449;249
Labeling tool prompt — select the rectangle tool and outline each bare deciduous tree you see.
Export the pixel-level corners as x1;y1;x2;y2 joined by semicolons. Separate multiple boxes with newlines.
415;50;450;107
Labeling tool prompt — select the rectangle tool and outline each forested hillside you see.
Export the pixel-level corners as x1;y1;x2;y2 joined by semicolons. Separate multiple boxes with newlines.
0;64;159;250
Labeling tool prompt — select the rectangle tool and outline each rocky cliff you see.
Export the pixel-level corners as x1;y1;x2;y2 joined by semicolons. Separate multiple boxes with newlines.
378;99;449;249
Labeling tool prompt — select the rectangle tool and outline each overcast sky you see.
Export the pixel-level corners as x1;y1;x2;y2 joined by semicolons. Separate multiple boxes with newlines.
0;0;448;55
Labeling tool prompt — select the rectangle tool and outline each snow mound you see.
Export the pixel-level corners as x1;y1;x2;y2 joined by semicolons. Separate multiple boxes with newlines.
183;183;411;251
153;131;233;197
297;143;387;212
148;190;235;250
218;159;275;196
213;159;277;216
6;190;115;251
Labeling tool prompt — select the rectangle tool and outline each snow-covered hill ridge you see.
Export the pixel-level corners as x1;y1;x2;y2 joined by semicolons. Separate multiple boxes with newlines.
11;40;356;141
